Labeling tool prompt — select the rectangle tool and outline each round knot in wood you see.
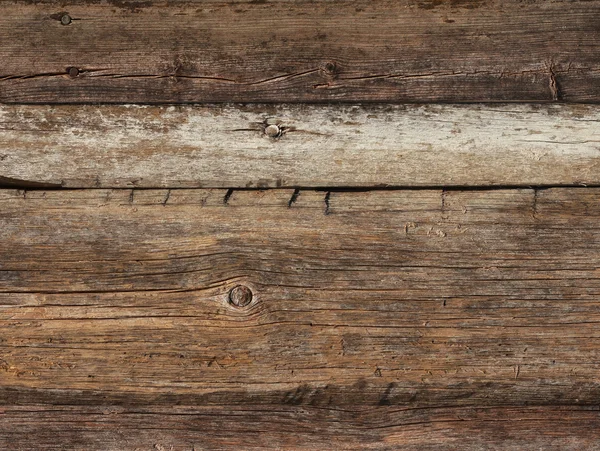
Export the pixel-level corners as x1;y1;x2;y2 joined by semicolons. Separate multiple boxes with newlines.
228;285;253;308
324;61;337;74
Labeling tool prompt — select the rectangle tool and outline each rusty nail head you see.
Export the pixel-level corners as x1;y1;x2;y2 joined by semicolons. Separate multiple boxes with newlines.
229;285;253;307
68;67;79;78
61;14;72;25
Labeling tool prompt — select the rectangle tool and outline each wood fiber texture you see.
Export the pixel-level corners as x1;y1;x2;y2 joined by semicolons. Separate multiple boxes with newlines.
4;0;600;448
2;0;600;103
2;103;600;189
2;188;600;448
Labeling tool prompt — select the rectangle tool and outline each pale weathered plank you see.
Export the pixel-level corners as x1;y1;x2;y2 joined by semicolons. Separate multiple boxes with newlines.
2;187;600;447
2;0;600;103
2;104;600;188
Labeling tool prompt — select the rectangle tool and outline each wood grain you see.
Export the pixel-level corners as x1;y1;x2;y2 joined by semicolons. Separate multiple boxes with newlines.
2;0;600;103
2;187;600;447
4;405;600;450
2;103;600;188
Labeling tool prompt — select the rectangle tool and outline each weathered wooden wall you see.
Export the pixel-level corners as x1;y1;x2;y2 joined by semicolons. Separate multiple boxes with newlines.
3;0;600;450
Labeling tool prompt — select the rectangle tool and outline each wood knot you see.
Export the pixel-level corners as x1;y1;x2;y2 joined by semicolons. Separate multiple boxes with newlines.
228;285;253;308
60;14;72;25
324;61;338;74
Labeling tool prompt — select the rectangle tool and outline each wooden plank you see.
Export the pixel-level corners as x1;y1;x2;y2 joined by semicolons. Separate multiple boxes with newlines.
2;0;600;103
3;405;600;450
2;187;600;446
2;104;600;188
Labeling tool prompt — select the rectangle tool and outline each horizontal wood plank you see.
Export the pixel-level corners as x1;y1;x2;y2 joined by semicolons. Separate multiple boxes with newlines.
2;0;600;103
3;404;600;450
2;104;600;188
2;187;600;446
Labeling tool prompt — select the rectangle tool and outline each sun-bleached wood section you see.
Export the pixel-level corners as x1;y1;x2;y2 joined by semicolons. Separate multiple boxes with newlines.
1;104;600;188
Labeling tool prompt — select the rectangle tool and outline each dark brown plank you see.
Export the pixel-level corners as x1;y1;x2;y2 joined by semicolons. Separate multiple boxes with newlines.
1;0;600;103
3;404;600;450
2;188;600;447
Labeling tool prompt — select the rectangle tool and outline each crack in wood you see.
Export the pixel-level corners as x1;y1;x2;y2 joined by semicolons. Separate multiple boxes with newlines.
223;188;234;205
288;189;300;208
0;175;62;188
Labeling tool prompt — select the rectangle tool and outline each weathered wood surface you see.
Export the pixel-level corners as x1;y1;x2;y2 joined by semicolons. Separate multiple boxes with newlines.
3;187;600;448
2;0;600;103
4;406;600;450
2;103;600;188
